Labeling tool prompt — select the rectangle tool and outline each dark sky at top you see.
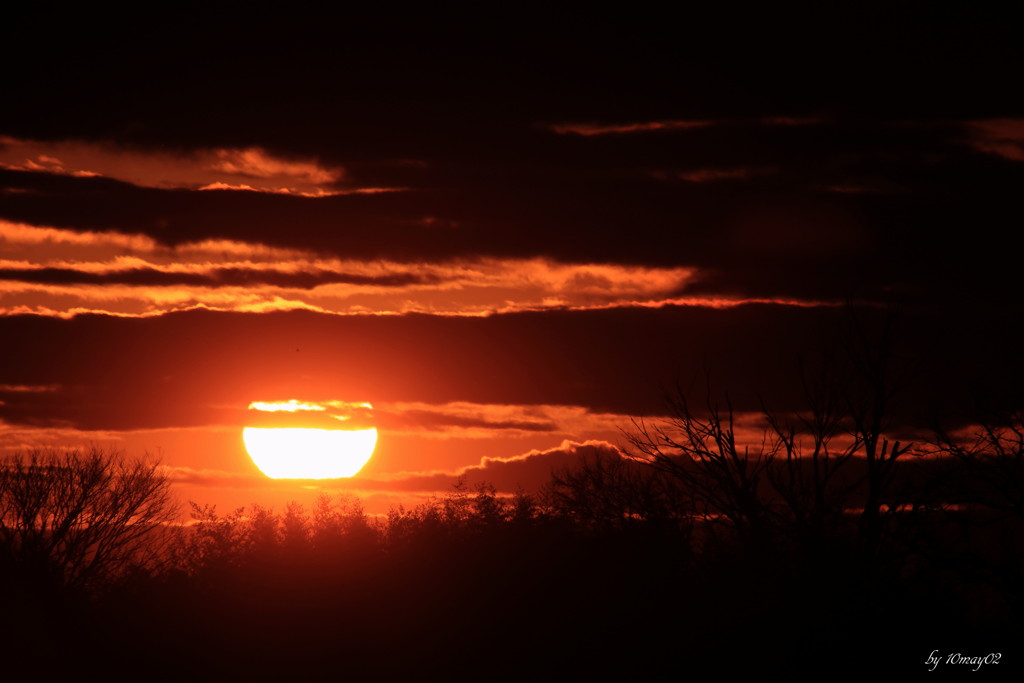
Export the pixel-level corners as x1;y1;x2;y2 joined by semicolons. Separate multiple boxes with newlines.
3;10;1021;301
0;8;1021;447
4;9;1019;294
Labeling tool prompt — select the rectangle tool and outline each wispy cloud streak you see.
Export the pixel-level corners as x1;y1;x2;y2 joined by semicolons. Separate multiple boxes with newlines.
0;137;383;196
966;118;1024;161
1;220;760;317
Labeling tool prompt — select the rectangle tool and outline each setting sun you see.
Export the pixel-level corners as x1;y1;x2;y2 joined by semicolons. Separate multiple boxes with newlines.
2;15;1019;678
242;400;377;479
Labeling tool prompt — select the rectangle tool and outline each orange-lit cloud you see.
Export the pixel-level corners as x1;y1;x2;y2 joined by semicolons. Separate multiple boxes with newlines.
457;439;623;487
373;439;625;493
205;147;337;184
3;219;742;317
249;400;328;413
245;400;375;431
0;137;357;196
374;402;628;440
196;181;399;196
0;383;60;393
0;219;161;253
163;465;268;489
966;118;1024;161
0;419;173;455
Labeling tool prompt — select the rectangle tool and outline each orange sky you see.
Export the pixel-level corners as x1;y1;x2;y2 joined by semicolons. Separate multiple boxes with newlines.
2;18;1022;516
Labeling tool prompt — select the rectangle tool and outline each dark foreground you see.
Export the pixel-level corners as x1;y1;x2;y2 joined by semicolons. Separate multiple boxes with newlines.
3;483;1021;681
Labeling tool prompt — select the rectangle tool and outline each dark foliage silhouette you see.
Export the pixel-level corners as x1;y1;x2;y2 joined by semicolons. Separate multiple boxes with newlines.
0;448;175;593
926;413;1024;620
544;448;693;534
934;412;1024;521
0;448;176;674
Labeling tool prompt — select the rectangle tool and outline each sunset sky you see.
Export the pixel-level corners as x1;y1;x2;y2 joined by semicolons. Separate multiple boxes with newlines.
2;11;1021;513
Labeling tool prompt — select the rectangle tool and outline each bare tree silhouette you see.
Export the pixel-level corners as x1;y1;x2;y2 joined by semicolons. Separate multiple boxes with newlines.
0;448;176;594
934;412;1024;522
622;307;919;566
626;393;779;552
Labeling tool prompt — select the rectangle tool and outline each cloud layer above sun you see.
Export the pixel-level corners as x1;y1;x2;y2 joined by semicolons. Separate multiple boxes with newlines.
0;219;717;317
2;15;1022;513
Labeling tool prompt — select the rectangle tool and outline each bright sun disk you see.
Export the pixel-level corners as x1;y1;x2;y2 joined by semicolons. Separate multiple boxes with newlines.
242;400;377;479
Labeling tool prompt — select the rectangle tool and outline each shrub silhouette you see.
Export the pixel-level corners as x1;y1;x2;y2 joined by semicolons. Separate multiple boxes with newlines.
544;448;692;534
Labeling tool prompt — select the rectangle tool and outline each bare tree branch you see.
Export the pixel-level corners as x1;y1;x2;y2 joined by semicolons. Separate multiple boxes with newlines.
0;448;177;593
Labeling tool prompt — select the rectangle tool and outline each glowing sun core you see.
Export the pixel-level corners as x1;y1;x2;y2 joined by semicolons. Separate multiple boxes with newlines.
242;400;378;479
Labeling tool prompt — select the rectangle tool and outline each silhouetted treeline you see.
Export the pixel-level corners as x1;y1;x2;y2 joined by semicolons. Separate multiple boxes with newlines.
3;438;1021;680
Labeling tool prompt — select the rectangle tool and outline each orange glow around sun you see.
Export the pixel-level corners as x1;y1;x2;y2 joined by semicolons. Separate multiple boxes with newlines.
242;400;377;479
